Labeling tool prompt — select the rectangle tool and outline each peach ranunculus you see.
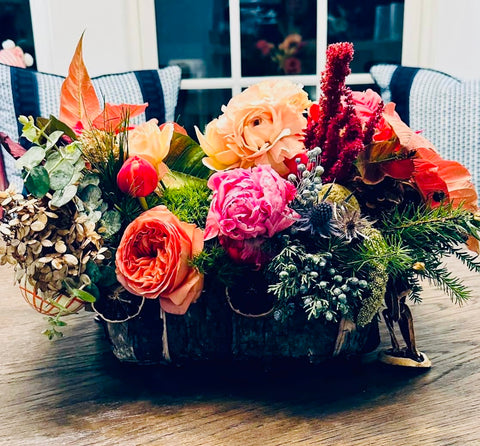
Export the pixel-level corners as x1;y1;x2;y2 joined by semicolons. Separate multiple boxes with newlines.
115;205;204;314
195;80;311;176
128;119;173;176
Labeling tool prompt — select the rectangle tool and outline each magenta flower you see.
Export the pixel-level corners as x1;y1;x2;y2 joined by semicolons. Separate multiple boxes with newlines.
204;165;299;265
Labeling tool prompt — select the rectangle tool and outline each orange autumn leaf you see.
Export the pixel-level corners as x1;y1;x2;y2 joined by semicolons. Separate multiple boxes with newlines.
355;136;414;184
59;33;101;131
382;103;436;151
92;102;148;132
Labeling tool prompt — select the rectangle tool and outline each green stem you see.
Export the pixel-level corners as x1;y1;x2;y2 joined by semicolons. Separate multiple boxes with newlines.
138;196;149;211
385;215;462;232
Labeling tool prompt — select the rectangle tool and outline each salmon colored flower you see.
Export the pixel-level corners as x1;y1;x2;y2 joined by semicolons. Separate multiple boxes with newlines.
115;205;204;314
196;80;310;176
383;103;478;211
116;156;158;197
128;119;173;175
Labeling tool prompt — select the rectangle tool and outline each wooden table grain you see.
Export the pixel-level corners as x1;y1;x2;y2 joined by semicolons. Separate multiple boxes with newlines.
1;259;479;446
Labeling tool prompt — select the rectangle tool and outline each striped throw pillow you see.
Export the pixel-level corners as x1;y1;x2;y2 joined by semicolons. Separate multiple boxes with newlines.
0;63;182;191
370;64;480;197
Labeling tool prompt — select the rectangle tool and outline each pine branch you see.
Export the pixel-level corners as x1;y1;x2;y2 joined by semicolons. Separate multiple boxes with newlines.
421;265;472;304
446;246;480;274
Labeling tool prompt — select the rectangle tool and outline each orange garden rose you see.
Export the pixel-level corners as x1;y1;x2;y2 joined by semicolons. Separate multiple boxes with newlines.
128;119;173;176
195;80;311;175
115;205;204;314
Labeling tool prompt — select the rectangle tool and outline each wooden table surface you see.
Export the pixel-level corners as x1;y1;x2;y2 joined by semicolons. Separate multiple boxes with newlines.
1;258;479;446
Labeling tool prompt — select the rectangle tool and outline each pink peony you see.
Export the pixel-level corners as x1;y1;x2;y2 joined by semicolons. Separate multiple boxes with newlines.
205;165;298;262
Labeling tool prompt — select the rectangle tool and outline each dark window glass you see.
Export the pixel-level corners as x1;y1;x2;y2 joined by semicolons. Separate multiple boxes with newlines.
155;0;231;78
328;0;404;73
241;0;317;76
176;89;232;138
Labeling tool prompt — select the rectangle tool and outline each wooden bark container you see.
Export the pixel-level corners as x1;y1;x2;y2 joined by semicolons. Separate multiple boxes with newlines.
103;287;380;365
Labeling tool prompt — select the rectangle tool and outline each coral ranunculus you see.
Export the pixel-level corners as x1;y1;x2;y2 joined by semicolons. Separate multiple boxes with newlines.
195;80;311;176
128;119;173;175
115;206;204;314
117;156;158;197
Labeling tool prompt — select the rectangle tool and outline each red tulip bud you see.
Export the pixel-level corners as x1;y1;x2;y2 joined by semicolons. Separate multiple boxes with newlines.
117;156;159;197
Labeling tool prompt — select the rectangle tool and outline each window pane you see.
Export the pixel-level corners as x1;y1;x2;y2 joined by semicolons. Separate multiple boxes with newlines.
327;0;404;73
155;0;230;78
241;0;317;76
0;0;36;69
176;89;232;137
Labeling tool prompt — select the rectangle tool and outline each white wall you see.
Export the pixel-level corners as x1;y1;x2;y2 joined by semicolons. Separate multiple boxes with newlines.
403;0;480;79
29;0;158;77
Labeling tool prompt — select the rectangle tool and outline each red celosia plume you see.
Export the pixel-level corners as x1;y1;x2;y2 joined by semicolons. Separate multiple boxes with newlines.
304;42;372;183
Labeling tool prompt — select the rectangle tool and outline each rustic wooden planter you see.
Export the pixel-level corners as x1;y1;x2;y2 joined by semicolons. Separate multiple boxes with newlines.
103;287;380;365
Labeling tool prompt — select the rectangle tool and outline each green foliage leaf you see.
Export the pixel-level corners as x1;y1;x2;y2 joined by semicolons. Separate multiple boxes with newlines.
24;166;50;198
99;209;122;238
16;146;45;170
19;116;39;142
79;184;102;208
49;159;75;190
85;260;102;283
164;132;211;180
60;142;82;163
50;184;78;207
99;265;117;287
71;288;97;303
44;130;63;150
37;115;77;141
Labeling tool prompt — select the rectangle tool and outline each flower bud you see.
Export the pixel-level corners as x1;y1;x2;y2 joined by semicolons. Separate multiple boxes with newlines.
117;156;158;197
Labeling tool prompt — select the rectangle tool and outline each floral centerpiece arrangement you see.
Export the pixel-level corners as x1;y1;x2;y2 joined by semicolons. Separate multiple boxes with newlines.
1;40;480;367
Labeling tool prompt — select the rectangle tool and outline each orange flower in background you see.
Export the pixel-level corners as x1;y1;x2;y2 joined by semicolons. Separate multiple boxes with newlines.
115;205;204;315
196;80;310;175
128;119;173;177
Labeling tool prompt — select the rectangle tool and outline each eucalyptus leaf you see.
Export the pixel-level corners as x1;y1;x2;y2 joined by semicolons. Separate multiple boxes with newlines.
49;160;75;190
164;132;211;180
44;130;64;150
99;209;122;238
50;184;78;207
85;260;102;283
15;146;45;170
60;142;82;163
20;117;39;143
24;166;50;198
86;210;102;224
44;151;63;172
37;115;77;141
73;157;85;172
70;170;84;185
79;172;100;190
79;184;103;209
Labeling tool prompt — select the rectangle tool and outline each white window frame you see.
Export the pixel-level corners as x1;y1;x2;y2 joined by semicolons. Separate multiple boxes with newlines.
30;0;417;88
171;0;377;98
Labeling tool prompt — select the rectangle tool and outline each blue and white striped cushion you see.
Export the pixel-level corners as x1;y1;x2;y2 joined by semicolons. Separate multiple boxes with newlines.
0;63;182;190
371;64;480;198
